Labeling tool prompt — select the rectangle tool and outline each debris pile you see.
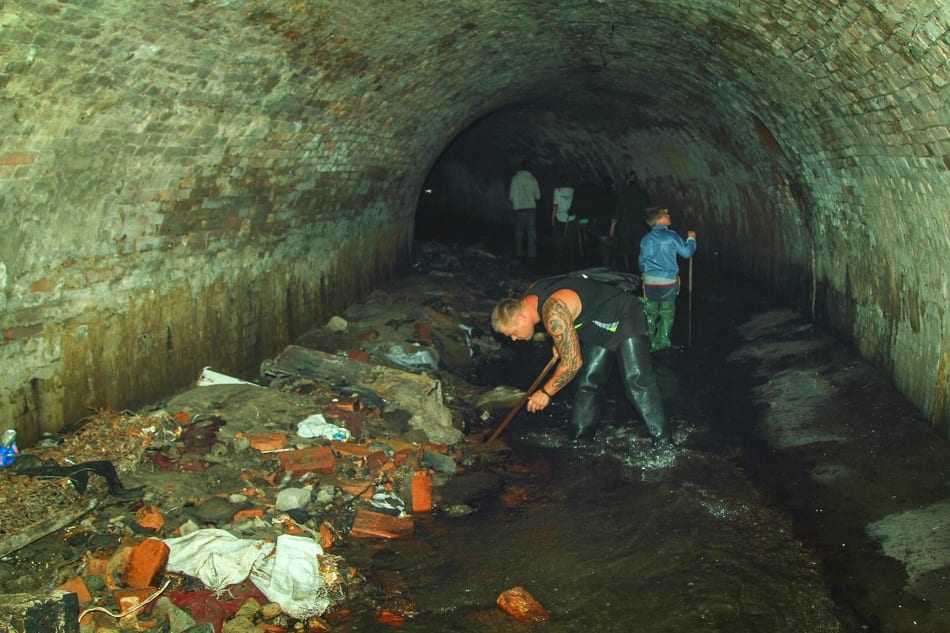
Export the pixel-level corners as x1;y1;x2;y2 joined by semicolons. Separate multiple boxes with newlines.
0;245;553;632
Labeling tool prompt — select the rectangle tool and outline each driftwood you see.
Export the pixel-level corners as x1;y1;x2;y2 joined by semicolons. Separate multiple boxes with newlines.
0;497;99;559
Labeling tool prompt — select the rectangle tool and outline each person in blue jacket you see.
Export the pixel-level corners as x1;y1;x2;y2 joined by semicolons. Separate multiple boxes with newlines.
638;206;697;351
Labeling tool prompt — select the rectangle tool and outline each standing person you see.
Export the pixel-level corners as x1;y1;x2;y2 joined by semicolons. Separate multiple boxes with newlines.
614;171;651;271
551;174;577;272
508;161;541;265
491;273;672;447
638;206;697;352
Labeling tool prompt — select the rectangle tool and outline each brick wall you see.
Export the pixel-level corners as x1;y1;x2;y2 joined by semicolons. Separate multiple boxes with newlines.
1;0;947;441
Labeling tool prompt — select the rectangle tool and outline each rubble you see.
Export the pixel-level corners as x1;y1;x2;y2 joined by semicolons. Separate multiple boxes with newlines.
0;245;535;632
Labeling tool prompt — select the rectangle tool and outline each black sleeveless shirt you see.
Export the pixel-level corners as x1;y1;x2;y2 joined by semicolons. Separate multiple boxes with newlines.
525;276;647;350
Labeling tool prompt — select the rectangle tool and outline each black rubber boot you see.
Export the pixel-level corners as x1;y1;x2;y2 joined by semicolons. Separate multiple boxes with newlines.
615;335;672;446
569;344;613;440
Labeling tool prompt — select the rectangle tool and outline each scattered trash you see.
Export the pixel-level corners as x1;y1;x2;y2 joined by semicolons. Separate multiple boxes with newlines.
195;366;258;387
0;429;18;467
368;490;407;516
166;529;341;619
373;342;440;372
296;413;351;441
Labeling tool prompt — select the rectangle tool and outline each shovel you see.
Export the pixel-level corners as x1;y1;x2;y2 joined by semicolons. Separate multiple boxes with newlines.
486;355;558;444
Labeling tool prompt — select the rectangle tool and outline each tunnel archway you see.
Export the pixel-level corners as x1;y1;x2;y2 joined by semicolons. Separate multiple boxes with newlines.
1;1;947;441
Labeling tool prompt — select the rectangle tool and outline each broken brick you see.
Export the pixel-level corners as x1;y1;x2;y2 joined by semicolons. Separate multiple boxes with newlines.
348;509;414;539
122;539;169;589
55;576;92;604
277;445;336;476
249;432;289;452
232;507;265;521
364;450;390;474
331;440;373;458
346;349;370;362
413;321;434;345
134;504;165;533
411;470;433;514
496;586;549;623
319;522;336;550
375;608;407;627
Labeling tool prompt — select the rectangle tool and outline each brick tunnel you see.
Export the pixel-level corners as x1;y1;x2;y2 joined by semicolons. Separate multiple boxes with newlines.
1;1;948;446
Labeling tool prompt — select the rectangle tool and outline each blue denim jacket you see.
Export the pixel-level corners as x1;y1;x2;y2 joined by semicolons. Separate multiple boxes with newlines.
638;225;696;283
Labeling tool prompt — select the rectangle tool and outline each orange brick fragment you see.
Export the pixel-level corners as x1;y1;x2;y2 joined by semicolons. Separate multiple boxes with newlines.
375;609;407;627
346;349;370;362
348;509;414;539
364;450;390;474
497;586;549;623
56;576;92;604
83;555;110;578
122;539;170;589
277;445;336;476
134;504;165;533
413;321;433;345
331;440;373;457
249;432;288;452
233;507;265;521
411;470;432;514
319;522;336;550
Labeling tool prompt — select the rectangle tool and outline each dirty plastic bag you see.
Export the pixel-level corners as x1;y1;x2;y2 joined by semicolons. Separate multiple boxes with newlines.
296;413;351;441
164;529;274;591
250;533;330;619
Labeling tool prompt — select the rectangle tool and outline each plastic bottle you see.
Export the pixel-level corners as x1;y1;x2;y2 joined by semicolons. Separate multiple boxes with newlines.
0;429;18;467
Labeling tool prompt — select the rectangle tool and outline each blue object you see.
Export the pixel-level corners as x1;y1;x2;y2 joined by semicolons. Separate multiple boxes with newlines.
0;443;17;467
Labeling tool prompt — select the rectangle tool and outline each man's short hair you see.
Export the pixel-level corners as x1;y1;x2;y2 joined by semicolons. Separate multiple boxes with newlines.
491;298;523;332
645;206;669;227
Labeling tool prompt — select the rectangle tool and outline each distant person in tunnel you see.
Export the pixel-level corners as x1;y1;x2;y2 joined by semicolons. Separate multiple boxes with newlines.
550;174;578;272
491;273;672;447
638;206;697;352
508;161;541;265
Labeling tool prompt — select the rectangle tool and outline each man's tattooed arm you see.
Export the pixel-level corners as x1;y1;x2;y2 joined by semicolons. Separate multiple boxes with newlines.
541;296;582;393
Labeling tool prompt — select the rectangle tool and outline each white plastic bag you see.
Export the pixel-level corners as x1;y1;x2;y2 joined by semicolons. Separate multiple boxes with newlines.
250;534;329;619
164;529;274;591
296;413;351;441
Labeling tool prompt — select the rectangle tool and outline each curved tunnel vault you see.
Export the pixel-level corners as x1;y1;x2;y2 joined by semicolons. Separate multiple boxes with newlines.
0;1;947;442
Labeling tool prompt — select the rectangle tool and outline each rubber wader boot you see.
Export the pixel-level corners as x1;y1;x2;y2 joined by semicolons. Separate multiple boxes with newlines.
569;345;613;440
653;300;676;351
643;299;660;348
616;335;673;447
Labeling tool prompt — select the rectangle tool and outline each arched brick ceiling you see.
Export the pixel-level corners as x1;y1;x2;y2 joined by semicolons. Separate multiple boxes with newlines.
1;0;946;438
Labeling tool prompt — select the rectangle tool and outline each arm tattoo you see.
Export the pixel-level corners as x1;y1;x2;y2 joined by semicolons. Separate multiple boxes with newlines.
542;297;583;392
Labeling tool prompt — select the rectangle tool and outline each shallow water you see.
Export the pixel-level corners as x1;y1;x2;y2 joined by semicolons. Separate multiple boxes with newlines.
331;251;949;632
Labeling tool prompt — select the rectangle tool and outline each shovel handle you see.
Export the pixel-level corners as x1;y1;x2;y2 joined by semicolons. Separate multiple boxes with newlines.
486;355;558;444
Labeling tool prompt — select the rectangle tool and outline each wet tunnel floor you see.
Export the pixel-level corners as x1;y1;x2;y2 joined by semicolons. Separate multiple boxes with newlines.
4;239;949;632
350;249;950;631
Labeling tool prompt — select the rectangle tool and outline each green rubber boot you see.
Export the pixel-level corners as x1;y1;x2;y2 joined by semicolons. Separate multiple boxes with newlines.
654;301;676;350
642;299;660;348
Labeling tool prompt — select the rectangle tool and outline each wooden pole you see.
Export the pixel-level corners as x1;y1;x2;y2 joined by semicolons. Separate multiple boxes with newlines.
486;355;558;444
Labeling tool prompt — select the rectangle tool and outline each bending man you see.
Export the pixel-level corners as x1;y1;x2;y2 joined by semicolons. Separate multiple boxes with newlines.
491;274;672;447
